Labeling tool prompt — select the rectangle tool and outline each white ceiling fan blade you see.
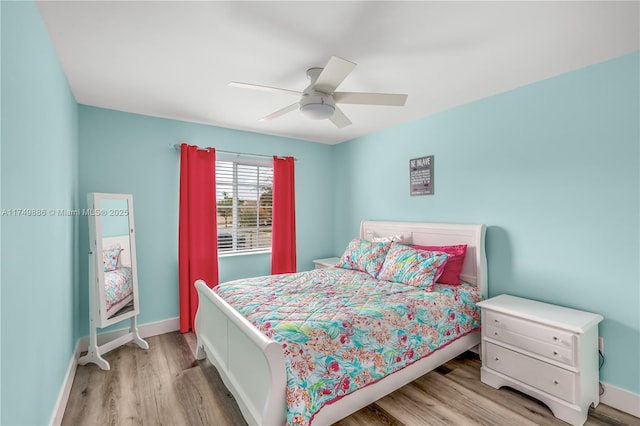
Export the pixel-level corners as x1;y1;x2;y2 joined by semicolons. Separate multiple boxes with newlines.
229;82;302;97
259;102;299;121
329;106;352;128
333;92;408;106
313;56;356;94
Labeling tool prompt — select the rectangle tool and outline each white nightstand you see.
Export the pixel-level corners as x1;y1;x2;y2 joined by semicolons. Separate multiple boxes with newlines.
312;257;340;269
477;294;603;426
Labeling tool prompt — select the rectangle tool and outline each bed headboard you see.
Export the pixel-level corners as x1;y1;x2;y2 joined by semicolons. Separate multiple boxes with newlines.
360;220;487;297
102;235;132;267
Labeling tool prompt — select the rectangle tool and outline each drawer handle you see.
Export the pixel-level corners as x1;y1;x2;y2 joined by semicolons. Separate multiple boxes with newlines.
494;319;500;323
494;357;499;361
493;331;499;336
553;351;558;356
553;336;559;341
553;380;559;385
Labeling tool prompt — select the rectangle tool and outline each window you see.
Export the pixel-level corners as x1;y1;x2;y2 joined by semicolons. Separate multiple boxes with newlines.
216;158;273;255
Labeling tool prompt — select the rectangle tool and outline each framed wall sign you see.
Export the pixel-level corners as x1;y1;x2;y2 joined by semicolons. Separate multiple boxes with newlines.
410;155;434;196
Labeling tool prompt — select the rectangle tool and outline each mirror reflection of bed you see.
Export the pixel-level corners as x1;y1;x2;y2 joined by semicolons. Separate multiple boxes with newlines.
102;235;134;319
100;197;135;320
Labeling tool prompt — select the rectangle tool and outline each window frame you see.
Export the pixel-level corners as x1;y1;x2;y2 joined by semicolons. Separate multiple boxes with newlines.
216;156;273;257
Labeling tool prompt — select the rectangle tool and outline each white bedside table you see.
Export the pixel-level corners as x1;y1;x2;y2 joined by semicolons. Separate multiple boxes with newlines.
312;257;340;269
477;294;603;426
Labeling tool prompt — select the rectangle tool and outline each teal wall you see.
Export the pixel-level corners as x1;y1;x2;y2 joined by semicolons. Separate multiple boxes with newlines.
0;1;79;424
1;3;3;422
78;106;334;336
1;3;638;422
332;52;640;394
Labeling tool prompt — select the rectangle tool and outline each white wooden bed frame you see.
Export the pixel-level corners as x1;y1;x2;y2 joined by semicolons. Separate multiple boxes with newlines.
194;220;487;425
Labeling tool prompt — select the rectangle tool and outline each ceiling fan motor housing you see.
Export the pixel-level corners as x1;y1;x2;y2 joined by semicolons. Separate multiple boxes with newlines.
298;66;336;119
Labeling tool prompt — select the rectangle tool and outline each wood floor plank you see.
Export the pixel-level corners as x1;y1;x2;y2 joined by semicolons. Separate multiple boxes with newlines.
63;343;142;426
113;342;143;425
96;347;131;425
132;334;189;425
586;405;640;426
163;331;199;371
63;333;640;426
193;358;248;425
175;368;225;425
61;358;98;426
442;356;640;426
334;404;398;426
442;357;568;426
413;370;539;426
373;380;480;425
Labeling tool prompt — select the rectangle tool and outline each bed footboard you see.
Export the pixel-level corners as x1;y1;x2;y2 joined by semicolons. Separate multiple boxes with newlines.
194;280;287;426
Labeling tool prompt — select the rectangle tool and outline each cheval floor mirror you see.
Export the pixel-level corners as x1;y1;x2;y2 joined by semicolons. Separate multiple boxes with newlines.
79;192;148;370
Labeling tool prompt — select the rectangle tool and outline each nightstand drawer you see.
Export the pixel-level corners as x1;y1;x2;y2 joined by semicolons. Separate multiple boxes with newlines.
485;325;574;366
485;342;576;402
486;310;574;350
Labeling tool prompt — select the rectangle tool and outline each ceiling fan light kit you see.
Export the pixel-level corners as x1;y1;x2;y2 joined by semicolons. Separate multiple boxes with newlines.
299;94;336;120
229;56;408;128
299;102;335;120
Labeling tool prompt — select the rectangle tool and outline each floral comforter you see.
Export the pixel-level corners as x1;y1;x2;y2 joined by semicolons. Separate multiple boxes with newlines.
104;266;133;311
214;267;482;425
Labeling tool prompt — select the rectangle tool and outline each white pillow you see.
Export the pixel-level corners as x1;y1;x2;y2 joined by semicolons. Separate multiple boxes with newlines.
366;232;405;243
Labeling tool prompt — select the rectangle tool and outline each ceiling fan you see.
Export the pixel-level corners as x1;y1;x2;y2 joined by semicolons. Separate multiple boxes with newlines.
229;56;408;128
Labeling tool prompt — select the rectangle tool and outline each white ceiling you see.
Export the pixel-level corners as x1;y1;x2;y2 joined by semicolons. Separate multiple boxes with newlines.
36;1;639;145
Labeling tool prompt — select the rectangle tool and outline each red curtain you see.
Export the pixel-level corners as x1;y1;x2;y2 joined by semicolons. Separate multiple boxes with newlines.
178;144;219;333
271;156;297;274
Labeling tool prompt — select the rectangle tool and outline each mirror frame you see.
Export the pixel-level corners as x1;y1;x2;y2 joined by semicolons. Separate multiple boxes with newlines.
88;192;140;328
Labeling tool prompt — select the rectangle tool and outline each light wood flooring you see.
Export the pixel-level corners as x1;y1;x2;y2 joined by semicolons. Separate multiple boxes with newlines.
63;332;639;426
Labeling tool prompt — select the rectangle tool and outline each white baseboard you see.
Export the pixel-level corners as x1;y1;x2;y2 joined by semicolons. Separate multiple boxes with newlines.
600;382;640;418
51;317;180;425
49;340;81;426
138;316;180;338
77;316;179;352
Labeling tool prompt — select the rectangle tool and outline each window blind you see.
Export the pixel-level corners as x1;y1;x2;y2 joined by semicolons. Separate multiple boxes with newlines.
216;159;273;254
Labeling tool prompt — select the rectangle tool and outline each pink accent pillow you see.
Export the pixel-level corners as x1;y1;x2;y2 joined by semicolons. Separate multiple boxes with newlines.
412;244;467;285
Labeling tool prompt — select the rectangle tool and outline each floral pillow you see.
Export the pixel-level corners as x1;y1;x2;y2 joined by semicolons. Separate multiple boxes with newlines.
103;245;121;272
336;238;392;277
412;244;467;285
377;244;449;291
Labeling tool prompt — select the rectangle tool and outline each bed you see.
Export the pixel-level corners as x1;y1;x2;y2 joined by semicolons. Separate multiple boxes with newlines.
102;235;134;318
194;220;487;425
